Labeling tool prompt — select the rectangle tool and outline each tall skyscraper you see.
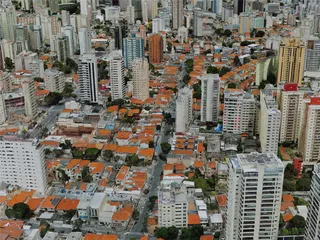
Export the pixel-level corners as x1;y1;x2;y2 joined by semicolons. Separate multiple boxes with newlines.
0;92;7;124
123;33;144;69
44;69;66;93
152;17;165;33
80;0;88;15
233;0;246;14
78;53;98;103
62;25;75;56
132;58;149;100
110;51;125;100
127;4;135;24
176;87;193;133
150;0;158;19
48;0;59;13
259;86;281;154
224;89;257;135
304;163;320;240
277;38;305;86
239;13;250;34
53;34;70;62
305;39;320;72
279;83;304;143
61;10;71;26
200;74;220;123
193;9;203;37
299;97;320;162
22;78;38;118
0;6;17;41
142;0;148;21
79;27;91;54
172;0;183;29
225;153;284;240
148;34;163;64
0;137;48;193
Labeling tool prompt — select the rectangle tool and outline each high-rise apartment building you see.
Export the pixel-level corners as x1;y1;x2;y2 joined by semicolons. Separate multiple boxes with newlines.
279;83;304;143
158;182;188;228
223;89;257;135
148;34;163;64
62;25;75;56
172;0;183;29
176;87;193;133
132;58;149;101
277;38;305;86
259;86;281;154
0;6;16;41
299;97;320;162
22;78;38;118
44;69;66;93
123;33;144;69
200;74;220;123
48;0;59;13
152;17;165;33
78;53;98;103
127;4;135;24
53;34;70;62
0;92;7;124
110;51;125;100
79;27;91;54
239;13;250;34
193;9;203;37
142;0;148;21
0;137;48;193
225;152;284;240
305;39;320;72
304;163;320;240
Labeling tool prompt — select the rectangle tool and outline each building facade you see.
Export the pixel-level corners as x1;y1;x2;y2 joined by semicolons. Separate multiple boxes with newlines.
305;39;320;72
110;51;125;100
22;78;37;118
225;153;284;240
78;53;98;103
132;58;149;101
172;0;183;29
277;38;305;86
148;34;163;64
176;87;193;133
200;74;220;123
123;33;144;69
44;69;66;93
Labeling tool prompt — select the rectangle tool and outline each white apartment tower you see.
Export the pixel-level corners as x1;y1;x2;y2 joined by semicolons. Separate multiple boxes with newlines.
62;25;75;56
225;153;284;240
132;58;149;101
223;89;257;135
200;74;220;123
142;0;148;22
158;183;188;228
152;17;165;33
193;9;203;37
304;163;320;240
44;69;66;93
259;86;281;154
127;4;135;24
78;53;98;103
172;0;183;29
176;87;193;133
299;97;320;162
110;51;125;100
0;137;48;193
22;78;37;118
53;34;70;62
79;27;91;54
0;93;7;124
279;83;304;143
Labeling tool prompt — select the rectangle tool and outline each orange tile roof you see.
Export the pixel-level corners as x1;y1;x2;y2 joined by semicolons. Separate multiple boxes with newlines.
188;172;195;178
141;236;149;240
281;201;294;211
40;140;60;146
163;164;174;171
115;146;138;154
172;150;193;155
97;129;111;136
66;159;90;170
200;236;213;240
216;194;227;207
107;105;119;113
283;194;294;202
119;108;127;114
112;211;131;221
27;198;45;211
108;201;121;207
40;196;61;209
197;143;205;153
84;233;118;240
116;166;130;182
99;178;108;187
116;131;132;140
282;213;293;222
138;148;155;157
56;198;80;211
194;161;204;168
89;162;105;174
188;214;201;225
7;194;28;207
147;217;157;226
103;144;118;151
0;196;6;204
35;89;50;96
206;161;217;169
128;109;140;117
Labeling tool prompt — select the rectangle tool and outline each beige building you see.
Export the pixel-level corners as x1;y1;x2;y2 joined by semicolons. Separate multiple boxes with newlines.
44;69;66;93
279;83;304;143
299;97;320;162
132;58;149;101
277;38;305;86
22;78;38;118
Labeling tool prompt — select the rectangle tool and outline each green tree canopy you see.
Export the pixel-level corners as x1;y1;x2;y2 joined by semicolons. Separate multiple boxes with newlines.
207;66;219;74
45;92;63;106
219;67;231;77
290;215;306;229
4;57;14;71
81;166;93;183
160;142;171;154
5;202;33;219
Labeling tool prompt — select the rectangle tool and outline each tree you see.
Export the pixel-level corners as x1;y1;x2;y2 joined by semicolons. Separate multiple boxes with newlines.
281;228;290;236
243;57;251;64
296;177;311;191
53;149;64;158
149;141;154;148
193;83;201;99
215;28;224;36
185;59;194;73
240;41;253;46
228;83;237;88
57;168;70;183
81;166;93;183
160;142;171;154
259;80;268;89
65;58;78;72
234;56;241;66
207;66;219;74
167;226;179;240
34;77;43;82
149;63;155;72
183;74;191;84
85;148;100;161
155;227;168;239
214;232;221;239
255;30;265;37
189;225;204;240
284;163;298;179
62;85;74;98
267;73;277;84
44;148;52;156
126;154;142;166
109;98;125;108
95;46;105;51
45;92;63;106
219;67;231;77
167;41;173;51
5;202;33;219
290;215;306;229
283;179;296;191
103;150;113;160
224;29;232;37
72;148;84;159
4;57;14;71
